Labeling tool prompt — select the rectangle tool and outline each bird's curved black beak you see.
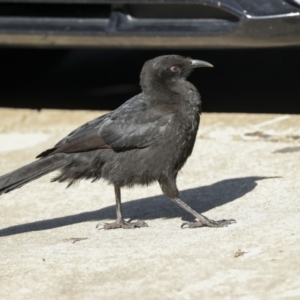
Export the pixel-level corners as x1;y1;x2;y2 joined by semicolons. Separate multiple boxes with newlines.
190;60;213;68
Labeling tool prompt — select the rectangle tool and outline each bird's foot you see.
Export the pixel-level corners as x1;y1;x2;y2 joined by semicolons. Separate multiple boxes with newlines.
181;218;236;229
96;219;148;230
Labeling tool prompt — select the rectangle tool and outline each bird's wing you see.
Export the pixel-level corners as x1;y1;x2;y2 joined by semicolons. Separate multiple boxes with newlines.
101;95;173;151
37;94;173;158
36;114;110;158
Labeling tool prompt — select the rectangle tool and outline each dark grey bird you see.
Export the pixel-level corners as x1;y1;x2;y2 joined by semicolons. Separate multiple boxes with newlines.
0;55;235;229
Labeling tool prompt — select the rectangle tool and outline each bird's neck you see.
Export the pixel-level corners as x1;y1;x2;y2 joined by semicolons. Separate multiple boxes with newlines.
141;76;185;101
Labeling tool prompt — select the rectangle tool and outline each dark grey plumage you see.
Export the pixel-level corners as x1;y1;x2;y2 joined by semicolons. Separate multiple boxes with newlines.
0;55;235;229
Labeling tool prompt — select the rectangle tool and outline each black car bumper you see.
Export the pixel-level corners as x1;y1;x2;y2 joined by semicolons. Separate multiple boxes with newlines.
0;0;300;48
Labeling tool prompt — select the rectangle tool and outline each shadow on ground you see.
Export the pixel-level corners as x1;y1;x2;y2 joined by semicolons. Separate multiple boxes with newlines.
0;176;272;236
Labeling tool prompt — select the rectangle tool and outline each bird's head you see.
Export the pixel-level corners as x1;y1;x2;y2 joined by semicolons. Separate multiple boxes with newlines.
140;55;213;90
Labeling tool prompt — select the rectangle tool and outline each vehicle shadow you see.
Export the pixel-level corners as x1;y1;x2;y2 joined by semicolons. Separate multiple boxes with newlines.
0;176;273;236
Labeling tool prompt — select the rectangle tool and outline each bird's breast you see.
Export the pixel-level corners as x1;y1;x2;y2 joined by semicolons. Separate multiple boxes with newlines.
155;102;199;173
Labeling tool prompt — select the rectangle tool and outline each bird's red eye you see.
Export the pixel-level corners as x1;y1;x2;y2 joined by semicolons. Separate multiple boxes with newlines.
170;66;180;73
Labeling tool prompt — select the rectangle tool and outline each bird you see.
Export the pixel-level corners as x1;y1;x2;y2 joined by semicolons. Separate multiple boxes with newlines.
0;55;235;230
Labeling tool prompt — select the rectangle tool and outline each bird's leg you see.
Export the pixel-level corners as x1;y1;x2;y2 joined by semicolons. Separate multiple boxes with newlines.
171;197;235;228
96;185;148;230
159;176;236;229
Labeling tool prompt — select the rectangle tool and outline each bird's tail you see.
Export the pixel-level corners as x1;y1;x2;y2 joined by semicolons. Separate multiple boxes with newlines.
0;154;70;195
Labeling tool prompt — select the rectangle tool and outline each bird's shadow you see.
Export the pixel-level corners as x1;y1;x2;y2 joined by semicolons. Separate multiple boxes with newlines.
0;176;273;236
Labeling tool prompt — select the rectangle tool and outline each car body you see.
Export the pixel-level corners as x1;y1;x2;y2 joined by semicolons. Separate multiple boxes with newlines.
0;0;300;48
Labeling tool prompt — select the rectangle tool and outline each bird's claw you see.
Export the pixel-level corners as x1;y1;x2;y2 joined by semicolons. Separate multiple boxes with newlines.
96;219;148;230
181;218;236;229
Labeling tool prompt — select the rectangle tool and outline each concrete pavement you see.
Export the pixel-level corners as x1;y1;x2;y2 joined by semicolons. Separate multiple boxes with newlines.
0;109;299;299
